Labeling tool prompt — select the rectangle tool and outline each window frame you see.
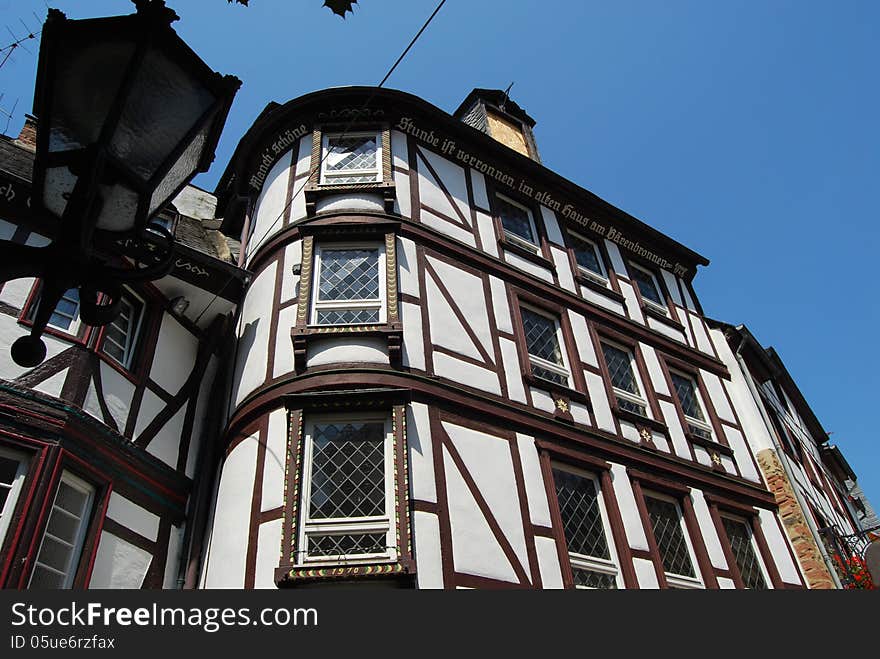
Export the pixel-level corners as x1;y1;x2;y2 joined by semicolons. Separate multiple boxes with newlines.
519;304;572;389
669;369;715;443
297;413;397;566
0;446;30;553
309;241;387;327
568;230;609;286
718;512;772;590
98;289;146;370
628;261;669;316
27;470;95;590
320;130;383;186
551;463;622;589
600;340;652;420
495;192;541;253
642;490;704;589
24;285;83;336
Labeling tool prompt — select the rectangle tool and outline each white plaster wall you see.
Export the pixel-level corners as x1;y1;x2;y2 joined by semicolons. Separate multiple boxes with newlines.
717;576;737;589
586;371;615;432
203;434;259;588
163;525;183;589
515;434;551;527
499;338;526;403
401;302;425;371
702;371;735;422
570;400;591;426
758;508;801;585
106;493;160;542
254;519;283;589
397;237;420;297
610;463;649;551
0;315;69;380
246;150;292;262
33;368;68;399
413;511;443;588
536;536;564;588
567;310;597;366
0;277;34;309
149;314;198;394
619;281;645;324
261;408;288;513
582;286;627;316
418;148;471;222
504;250;554;282
620;420;640;444
425;260;491;363
660;400;691;459
393;169;412;218
676;308;695;347
306;336;388;367
279;240;302;305
530;387;556;414
89;532;152;589
551;246;575;293
660;270;684;306
407;403;436;503
435;352;501;395
232;261;277;408
641;344;670;395
470;169;490;211
475;211;498;257
690;490;728;570
315;192;384;214
83;364;135;431
0;219;16;240
186;356;216;478
604;241;627;277
133;389;164;440
680;282;697;312
421;210;476;247
489;276;513;333
647;317;686;343
289;137;311;224
690;314;713;354
541;207;564;246
633;557;659;589
391;130;409;171
145;406;185;469
271;305;298;378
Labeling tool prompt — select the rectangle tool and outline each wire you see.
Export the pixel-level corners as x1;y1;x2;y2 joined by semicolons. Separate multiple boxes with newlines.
192;0;448;325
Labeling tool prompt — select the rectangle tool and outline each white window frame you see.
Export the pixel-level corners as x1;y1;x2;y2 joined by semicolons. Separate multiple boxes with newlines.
601;341;652;419
552;464;622;589
643;490;704;589
496;193;540;253
310;242;387;326
101;290;145;370
520;305;571;388
719;512;773;590
320;130;382;185
669;370;714;441
28;471;95;589
629;262;668;315
569;231;609;286
29;286;81;334
298;414;396;565
0;446;30;551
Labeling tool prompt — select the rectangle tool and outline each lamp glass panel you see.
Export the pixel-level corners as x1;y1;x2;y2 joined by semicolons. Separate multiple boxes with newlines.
148;110;213;216
42;166;78;218
93;182;141;232
109;46;215;183
47;38;136;153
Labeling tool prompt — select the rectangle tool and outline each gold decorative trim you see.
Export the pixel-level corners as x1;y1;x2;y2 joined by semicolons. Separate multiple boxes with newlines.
296;236;314;324
385;232;399;323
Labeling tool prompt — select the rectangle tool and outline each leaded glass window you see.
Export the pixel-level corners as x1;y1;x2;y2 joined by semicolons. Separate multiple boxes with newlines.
630;264;665;308
569;232;606;281
670;372;713;441
722;517;768;590
321;132;381;185
601;343;648;417
496;194;538;250
0;447;28;551
553;467;619;589
312;245;384;326
301;416;394;563
29;472;94;589
101;294;144;369
521;307;569;387
644;495;698;584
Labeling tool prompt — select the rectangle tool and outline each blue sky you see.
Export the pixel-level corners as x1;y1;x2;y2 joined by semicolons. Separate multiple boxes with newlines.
2;1;877;512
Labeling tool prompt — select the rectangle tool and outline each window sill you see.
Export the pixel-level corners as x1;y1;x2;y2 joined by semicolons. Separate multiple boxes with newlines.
613;405;668;433
498;238;555;270
275;559;415;587
685;430;734;457
291;323;403;372
576;274;626;303
523;373;590;406
641;303;684;332
305;182;396;216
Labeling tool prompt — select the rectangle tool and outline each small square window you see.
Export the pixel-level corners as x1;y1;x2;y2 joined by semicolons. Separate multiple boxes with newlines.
520;306;570;387
28;472;95;589
629;263;666;311
552;466;620;589
321;132;381;185
569;232;607;283
311;244;386;326
643;493;702;588
100;292;145;370
496;194;539;252
600;342;649;418
670;372;714;441
720;515;769;590
299;415;395;564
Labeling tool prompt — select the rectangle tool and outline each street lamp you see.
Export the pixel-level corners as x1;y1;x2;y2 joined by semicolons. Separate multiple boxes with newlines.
0;0;240;366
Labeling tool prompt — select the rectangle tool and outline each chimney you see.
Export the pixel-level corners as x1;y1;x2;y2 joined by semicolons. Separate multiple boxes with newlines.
453;89;541;163
15;114;37;152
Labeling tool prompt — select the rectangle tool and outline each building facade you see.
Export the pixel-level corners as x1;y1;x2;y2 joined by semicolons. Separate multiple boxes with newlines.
0;87;872;589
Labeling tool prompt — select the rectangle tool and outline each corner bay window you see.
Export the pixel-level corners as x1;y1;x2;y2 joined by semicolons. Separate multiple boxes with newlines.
311;244;385;326
28;472;95;589
553;467;620;589
520;307;569;387
670;372;714;442
644;494;701;588
496;193;539;252
601;342;649;417
321;132;381;185
299;416;395;563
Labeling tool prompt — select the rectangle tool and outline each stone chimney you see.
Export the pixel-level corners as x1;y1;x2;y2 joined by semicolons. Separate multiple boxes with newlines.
15;114;37;152
453;89;541;163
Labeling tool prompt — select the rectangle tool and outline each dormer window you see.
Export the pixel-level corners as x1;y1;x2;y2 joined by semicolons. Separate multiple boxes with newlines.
321;132;382;185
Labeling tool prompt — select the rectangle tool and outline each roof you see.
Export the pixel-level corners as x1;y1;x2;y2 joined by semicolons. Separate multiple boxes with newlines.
0;135;35;182
453;88;537;128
